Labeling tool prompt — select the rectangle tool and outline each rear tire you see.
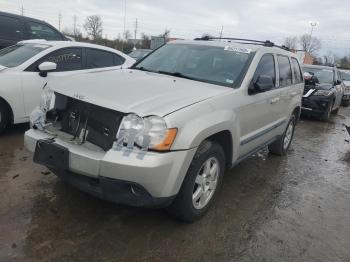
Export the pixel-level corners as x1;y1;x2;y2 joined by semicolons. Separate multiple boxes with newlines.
268;115;296;156
167;140;225;222
0;100;9;134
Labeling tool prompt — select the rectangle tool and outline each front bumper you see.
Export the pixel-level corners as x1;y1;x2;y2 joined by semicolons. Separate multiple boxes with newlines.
301;96;332;115
25;129;196;205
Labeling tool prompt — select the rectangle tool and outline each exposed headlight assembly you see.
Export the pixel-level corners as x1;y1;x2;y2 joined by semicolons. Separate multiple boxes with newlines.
40;84;55;112
314;89;333;96
116;114;177;151
30;84;55;130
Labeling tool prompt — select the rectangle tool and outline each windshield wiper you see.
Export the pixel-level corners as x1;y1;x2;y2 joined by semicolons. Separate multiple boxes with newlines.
133;66;156;73
157;71;196;81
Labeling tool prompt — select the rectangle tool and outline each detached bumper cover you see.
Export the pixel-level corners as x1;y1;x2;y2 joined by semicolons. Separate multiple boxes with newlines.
25;129;197;203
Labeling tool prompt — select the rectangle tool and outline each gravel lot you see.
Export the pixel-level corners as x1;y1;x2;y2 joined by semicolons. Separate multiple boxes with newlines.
1;107;350;262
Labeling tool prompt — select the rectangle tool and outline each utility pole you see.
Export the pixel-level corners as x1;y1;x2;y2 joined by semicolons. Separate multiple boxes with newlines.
73;15;77;37
307;21;318;53
121;0;127;52
219;25;224;38
58;12;62;32
133;18;138;50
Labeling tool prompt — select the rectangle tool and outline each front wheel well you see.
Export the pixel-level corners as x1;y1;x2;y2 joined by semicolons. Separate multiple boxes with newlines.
292;106;301;123
204;130;233;168
0;97;14;124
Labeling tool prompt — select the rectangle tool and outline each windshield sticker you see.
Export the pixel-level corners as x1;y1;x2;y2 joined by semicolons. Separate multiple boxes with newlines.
226;79;234;84
224;46;251;54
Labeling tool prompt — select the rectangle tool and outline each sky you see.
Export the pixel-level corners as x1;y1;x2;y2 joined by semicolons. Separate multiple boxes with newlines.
1;0;349;56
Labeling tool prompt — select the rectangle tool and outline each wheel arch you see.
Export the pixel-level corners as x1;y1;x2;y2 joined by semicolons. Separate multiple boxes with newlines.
0;96;14;124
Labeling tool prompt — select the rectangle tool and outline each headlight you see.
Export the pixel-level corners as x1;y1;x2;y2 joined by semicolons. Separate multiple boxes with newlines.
314;90;333;96
117;114;177;151
40;85;54;112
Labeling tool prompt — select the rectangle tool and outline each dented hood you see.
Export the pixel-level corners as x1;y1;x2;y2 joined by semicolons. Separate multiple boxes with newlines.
50;69;230;116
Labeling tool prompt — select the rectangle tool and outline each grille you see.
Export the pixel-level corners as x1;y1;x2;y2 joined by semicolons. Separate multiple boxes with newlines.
47;93;124;151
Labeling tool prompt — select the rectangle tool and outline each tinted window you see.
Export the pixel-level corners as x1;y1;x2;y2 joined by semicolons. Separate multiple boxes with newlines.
253;54;276;85
291;58;303;83
277;55;292;87
134;44;252;87
27;21;63;41
86;49;117;69
29;48;82;72
0;16;23;39
114;54;125;66
0;43;51;68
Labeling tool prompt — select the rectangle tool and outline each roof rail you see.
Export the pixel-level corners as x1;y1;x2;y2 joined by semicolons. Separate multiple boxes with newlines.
194;36;290;51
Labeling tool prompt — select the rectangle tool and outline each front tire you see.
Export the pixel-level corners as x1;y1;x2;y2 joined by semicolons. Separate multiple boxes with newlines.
268;115;296;156
321;100;333;121
0;100;9;134
342;99;350;107
167;141;225;222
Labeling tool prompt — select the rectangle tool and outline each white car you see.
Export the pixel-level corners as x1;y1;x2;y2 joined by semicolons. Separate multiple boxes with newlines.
0;40;135;133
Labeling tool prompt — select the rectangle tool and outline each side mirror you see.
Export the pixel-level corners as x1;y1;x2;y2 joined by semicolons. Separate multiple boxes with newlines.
253;75;274;93
336;79;342;85
38;62;57;77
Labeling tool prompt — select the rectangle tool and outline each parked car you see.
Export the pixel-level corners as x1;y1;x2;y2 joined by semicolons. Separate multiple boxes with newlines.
128;49;152;61
25;38;303;222
340;70;350;107
301;65;344;121
0;11;66;49
0;40;135;133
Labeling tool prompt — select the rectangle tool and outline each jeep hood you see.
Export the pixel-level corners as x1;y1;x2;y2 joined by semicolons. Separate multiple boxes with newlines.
50;69;230;116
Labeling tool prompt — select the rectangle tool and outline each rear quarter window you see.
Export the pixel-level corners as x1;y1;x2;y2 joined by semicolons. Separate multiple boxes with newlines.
277;55;292;87
291;58;303;84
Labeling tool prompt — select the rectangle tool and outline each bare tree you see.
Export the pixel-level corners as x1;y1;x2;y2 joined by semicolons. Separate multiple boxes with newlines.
84;15;103;40
299;34;321;55
283;36;298;50
140;33;151;49
123;30;131;40
159;28;171;39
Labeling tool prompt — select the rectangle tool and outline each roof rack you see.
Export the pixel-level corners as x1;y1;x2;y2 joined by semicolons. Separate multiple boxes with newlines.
194;36;290;51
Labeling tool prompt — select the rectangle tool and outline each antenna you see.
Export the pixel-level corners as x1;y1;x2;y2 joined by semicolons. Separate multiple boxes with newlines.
58;12;62;31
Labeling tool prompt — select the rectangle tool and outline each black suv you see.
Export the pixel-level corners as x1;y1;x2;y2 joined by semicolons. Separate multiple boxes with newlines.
302;65;344;121
0;11;66;49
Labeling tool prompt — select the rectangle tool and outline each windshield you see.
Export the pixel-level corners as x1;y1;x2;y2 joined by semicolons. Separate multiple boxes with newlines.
133;43;252;87
303;67;334;84
0;43;51;68
341;71;350;81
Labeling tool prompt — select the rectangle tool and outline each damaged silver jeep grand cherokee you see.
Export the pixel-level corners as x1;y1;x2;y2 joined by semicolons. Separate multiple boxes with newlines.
25;38;303;222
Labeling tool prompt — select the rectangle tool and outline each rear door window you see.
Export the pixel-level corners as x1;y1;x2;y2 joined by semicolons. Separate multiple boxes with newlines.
277;55;293;87
86;48;120;69
253;54;276;86
27;47;83;72
291;58;303;84
0;15;24;39
27;21;63;40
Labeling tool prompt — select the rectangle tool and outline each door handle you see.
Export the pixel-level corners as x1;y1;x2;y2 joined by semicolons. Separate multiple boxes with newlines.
270;97;280;104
